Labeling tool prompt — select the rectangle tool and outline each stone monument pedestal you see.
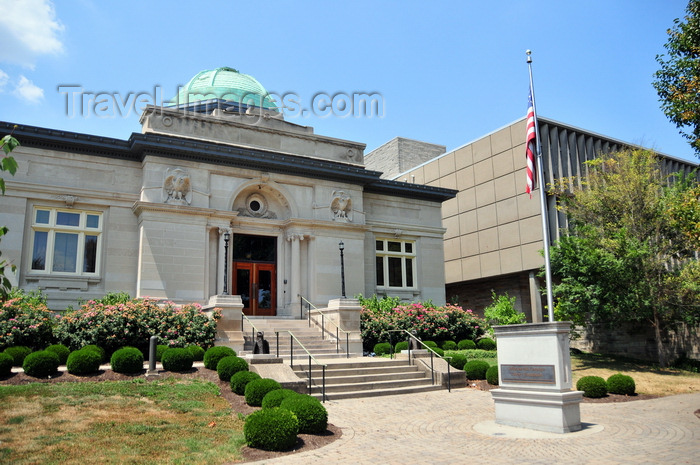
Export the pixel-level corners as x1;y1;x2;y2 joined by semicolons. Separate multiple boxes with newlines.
490;322;583;433
204;294;245;353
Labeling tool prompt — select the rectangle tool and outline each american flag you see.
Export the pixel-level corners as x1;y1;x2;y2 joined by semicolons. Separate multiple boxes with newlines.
525;87;536;195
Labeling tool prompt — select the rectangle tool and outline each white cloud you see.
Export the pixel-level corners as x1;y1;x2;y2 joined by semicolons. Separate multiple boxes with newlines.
0;69;9;91
0;0;65;67
14;76;44;103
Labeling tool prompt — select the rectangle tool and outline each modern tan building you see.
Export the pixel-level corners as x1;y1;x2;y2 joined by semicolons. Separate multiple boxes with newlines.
1;68;455;313
367;117;699;322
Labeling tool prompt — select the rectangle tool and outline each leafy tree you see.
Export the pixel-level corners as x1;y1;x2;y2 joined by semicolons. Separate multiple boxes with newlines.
0;128;19;301
653;0;700;156
483;291;526;327
549;149;700;367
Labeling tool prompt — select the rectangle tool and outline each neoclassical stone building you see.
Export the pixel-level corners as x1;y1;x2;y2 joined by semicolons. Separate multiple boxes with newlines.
1;67;454;313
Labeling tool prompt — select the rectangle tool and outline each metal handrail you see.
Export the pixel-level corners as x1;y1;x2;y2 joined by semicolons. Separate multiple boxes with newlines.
241;313;261;343
275;329;328;402
301;295;351;358
384;329;452;392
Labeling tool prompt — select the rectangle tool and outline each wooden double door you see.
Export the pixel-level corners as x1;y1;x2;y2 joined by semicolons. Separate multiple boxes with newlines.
233;262;276;316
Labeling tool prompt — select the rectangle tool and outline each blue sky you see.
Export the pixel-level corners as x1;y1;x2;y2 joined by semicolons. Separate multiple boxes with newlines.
0;0;697;163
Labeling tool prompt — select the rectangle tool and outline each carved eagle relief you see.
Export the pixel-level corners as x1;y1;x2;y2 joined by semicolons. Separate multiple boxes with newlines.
330;190;352;222
162;168;192;205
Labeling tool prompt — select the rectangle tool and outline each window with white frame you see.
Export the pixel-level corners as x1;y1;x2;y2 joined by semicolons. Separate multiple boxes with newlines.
375;238;416;289
30;208;102;275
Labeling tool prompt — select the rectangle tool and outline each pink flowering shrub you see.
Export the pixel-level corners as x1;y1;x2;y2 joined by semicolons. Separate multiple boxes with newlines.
359;295;487;351
0;289;54;350
54;297;221;354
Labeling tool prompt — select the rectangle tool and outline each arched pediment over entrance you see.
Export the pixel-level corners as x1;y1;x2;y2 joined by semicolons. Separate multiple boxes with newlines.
230;178;297;220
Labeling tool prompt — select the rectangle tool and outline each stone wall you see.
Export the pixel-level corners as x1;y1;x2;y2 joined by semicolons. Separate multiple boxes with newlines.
570;322;700;363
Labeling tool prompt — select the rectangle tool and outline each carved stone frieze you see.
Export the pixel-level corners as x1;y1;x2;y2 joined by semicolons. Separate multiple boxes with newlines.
162;167;192;205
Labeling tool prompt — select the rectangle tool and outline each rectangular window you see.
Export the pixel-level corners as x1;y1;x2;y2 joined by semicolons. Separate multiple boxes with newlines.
375;238;416;290
30;208;102;276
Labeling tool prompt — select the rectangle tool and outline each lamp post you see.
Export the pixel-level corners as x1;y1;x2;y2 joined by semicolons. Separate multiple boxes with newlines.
223;231;230;295
339;240;346;298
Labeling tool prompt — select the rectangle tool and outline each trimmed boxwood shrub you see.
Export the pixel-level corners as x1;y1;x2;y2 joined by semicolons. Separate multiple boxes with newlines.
394;341;408;352
262;388;300;409
576;376;607;398
477;338;497;350
458;339;476;350
230;370;261;395
22;350;60;378
4;346;32;366
203;346;236;370
244;407;299;451
81;345;107;363
279;394;328;434
441;341;457;350
0;352;14;376
45;344;70;365
111;347;144;374
423;341;438;350
161;347;194;372
373;342;391;356
464;360;490;380
432;347;444;357
245;378;282;407
448;353;467;370
217;355;248;381
486;365;499;385
66;349;101;375
606;373;635;395
188;344;205;362
155;345;169;362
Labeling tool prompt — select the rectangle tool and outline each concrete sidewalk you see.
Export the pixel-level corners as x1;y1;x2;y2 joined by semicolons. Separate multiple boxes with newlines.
248;388;699;464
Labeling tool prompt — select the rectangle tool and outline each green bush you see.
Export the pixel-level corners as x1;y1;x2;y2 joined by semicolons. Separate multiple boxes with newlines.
477;338;497;351
448;353;467;370
245;378;282;407
188;344;205;362
161;347;194;372
45;344;70;365
230;371;261;395
3;346;32;366
203;346;236;370
457;339;476;350
394;341;408;352
0;352;14;376
22;350;59;378
81;345;107;363
483;291;526;325
576;375;608;398
486;365;499;385
423;341;438;349
441;341;457;350
432;347;444;357
217;355;248;381
66;349;102;375
110;347;144;374
262;388;300;409
671;355;700;373
606;373;636;395
155;345;169;362
0;289;54;351
373;342;392;356
54;297;220;354
463;349;498;360
279;394;328;434
244;407;298;451
464;360;490;380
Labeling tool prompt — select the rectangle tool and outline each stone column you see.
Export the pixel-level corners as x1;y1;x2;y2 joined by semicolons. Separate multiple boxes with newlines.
217;228;230;295
289;234;301;315
528;272;543;323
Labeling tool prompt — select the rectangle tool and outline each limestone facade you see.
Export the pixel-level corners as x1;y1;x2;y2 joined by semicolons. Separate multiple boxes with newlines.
1;107;454;313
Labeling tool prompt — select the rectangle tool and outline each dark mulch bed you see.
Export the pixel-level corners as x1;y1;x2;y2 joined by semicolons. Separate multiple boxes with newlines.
466;379;659;402
0;366;341;463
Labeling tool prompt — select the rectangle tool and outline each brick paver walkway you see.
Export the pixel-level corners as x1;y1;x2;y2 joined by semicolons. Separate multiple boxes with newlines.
247;389;699;464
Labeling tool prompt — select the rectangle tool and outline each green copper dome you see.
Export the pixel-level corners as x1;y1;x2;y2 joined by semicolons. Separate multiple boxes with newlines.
169;67;279;111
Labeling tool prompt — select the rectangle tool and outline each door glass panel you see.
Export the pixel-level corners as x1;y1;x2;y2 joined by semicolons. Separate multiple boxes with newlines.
257;269;272;310
237;268;250;309
233;235;276;262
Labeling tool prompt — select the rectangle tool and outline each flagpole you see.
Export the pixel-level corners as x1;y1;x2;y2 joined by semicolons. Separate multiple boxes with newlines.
526;50;555;322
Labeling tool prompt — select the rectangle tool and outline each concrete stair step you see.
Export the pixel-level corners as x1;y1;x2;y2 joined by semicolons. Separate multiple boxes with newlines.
300;371;427;385
307;365;423;377
308;377;437;394
311;383;443;401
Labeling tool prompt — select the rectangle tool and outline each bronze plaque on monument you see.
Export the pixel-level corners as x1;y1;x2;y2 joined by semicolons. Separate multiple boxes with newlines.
501;364;556;384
